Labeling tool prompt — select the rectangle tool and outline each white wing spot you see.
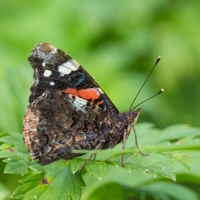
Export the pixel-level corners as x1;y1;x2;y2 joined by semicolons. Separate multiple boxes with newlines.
50;81;55;86
63;61;78;70
58;60;79;76
69;95;87;112
58;65;71;75
42;61;46;67
43;70;52;77
34;69;39;86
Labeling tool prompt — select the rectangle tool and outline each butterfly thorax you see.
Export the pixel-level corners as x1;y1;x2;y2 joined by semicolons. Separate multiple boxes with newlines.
105;108;141;148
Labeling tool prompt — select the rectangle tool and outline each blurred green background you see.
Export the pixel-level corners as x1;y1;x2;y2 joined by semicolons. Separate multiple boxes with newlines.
0;0;200;198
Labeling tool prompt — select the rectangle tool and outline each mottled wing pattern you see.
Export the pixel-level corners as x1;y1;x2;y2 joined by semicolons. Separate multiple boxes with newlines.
23;90;113;164
23;43;120;164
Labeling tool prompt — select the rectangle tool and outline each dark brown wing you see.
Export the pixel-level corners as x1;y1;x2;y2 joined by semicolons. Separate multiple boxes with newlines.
23;90;115;164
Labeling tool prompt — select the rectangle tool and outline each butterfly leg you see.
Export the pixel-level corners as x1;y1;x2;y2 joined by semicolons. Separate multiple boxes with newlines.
78;141;102;174
121;129;127;167
133;126;147;156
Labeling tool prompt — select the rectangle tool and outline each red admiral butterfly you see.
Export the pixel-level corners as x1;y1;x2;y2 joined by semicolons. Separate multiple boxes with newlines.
23;43;162;170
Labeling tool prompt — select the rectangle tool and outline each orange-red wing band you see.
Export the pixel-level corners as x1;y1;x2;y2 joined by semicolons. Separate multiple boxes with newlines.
78;88;99;102
63;88;100;103
63;88;79;96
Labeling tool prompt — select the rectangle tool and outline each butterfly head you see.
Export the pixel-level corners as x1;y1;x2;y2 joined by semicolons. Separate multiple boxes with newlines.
127;108;141;127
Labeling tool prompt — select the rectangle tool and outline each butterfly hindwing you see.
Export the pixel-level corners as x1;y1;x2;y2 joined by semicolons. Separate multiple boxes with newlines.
23;89;113;164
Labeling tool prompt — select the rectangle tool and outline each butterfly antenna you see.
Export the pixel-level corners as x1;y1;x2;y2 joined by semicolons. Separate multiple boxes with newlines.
131;88;164;111
129;56;161;111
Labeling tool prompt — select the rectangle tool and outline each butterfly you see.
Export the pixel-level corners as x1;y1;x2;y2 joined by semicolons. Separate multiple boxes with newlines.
23;42;162;171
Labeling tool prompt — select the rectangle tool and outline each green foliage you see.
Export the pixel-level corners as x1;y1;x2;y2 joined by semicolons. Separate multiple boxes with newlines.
1;124;200;199
1;0;200;199
87;182;199;200
0;182;10;200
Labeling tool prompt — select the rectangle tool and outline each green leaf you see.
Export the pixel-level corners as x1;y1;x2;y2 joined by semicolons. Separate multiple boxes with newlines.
0;144;15;159
11;171;45;199
0;134;27;152
11;162;85;200
110;153;176;181
152;125;200;145
87;182;142;200
69;159;108;180
141;182;199;200
4;156;30;175
23;164;85;200
135;124;200;148
87;181;199;200
69;158;84;174
85;160;107;180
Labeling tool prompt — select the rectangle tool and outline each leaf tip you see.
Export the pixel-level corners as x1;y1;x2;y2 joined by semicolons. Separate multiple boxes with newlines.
173;178;176;182
144;169;149;173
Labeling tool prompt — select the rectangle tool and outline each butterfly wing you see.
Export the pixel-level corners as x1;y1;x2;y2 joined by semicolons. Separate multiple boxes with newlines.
23;43;122;164
23;89;111;164
28;43;120;122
